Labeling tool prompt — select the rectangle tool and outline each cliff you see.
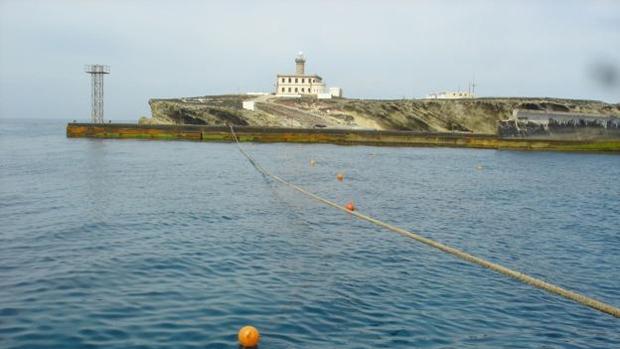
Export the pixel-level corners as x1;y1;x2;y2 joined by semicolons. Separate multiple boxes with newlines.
140;95;620;133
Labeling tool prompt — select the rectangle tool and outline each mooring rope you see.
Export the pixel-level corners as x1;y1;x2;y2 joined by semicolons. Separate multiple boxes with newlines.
228;125;620;318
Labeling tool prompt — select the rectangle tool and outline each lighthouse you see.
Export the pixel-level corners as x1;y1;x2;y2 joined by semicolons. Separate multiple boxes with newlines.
295;52;305;75
275;52;341;98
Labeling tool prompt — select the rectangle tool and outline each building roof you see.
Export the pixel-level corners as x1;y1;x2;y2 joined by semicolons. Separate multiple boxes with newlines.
277;74;322;80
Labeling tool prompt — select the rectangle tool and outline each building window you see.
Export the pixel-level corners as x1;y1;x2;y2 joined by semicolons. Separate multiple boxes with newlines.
288;78;291;83
295;78;298;83
281;87;285;92
282;78;285;83
302;78;305;83
301;88;305;92
295;87;298;92
288;87;291;92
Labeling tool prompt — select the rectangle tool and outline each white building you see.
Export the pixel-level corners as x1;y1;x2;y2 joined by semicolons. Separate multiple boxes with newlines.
275;53;341;98
329;87;342;98
242;100;255;111
425;91;475;99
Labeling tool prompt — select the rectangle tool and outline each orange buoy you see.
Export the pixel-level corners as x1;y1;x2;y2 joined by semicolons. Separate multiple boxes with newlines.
336;173;345;181
238;325;260;348
345;202;355;211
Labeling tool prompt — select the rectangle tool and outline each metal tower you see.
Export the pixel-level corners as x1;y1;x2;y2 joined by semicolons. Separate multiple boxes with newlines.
84;64;110;123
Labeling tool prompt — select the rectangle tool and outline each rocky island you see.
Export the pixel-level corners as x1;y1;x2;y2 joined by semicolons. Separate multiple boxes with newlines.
66;95;620;153
139;95;620;134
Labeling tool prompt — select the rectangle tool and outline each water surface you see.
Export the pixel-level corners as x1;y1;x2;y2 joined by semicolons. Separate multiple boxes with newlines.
1;119;619;348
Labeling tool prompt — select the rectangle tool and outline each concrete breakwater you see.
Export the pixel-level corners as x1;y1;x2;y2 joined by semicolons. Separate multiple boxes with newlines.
66;123;620;152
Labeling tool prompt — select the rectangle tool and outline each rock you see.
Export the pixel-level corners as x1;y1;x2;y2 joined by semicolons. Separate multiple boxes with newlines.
138;95;620;133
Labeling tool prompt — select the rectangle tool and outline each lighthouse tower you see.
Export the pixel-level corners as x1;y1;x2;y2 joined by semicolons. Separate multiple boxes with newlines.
295;52;305;75
275;52;326;96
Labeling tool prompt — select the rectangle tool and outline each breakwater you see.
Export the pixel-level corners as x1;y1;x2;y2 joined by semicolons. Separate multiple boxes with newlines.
66;123;620;152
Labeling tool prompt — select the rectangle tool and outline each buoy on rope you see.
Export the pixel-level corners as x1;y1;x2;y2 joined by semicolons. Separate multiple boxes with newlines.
345;202;355;211
238;325;260;348
475;164;483;170
336;173;345;181
310;159;317;167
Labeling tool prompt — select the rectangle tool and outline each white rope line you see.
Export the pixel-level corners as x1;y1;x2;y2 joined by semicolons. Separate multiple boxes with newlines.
229;125;620;318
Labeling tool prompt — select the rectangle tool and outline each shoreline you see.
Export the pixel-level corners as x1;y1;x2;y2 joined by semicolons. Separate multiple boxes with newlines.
66;123;620;153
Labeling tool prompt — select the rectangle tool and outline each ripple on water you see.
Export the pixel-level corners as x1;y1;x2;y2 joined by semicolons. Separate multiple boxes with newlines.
0;120;619;348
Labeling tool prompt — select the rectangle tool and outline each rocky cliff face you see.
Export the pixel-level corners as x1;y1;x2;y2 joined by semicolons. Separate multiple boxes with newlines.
140;95;620;134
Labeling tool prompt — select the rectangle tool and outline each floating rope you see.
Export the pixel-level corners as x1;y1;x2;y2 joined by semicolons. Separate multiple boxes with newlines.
229;125;620;318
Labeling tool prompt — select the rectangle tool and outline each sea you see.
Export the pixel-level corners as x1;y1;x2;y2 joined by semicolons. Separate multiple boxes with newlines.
1;118;619;349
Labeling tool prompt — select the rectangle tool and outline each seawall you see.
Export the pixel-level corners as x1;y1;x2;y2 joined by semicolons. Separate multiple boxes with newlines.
66;123;620;153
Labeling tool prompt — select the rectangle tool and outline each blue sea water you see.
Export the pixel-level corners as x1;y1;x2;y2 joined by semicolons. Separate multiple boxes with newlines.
0;118;619;349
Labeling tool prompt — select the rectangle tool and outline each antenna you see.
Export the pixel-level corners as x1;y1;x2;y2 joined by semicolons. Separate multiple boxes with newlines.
471;74;477;96
84;64;110;123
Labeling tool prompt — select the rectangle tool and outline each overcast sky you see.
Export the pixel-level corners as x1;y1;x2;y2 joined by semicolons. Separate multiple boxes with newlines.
0;0;619;120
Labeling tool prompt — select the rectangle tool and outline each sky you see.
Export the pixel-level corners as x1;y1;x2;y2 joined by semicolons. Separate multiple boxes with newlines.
0;0;619;120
